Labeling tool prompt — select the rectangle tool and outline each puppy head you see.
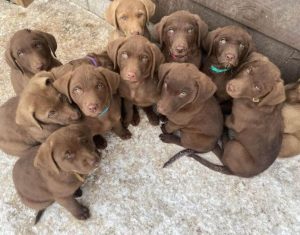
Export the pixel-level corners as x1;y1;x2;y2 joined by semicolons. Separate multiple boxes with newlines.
54;64;120;117
284;79;300;103
203;25;255;68
157;63;216;116
154;10;208;60
34;124;100;175
16;72;81;130
226;56;285;106
5;29;58;74
106;0;155;37
107;35;164;83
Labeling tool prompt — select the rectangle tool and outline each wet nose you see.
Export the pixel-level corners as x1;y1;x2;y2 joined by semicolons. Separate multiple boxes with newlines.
88;104;98;113
225;53;235;61
175;46;186;53
127;72;136;79
130;31;141;35
87;157;100;167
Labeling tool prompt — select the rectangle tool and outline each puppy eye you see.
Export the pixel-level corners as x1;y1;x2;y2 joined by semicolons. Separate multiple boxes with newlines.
141;55;149;63
80;138;89;144
35;42;43;49
64;151;74;160
178;91;187;98
120;15;128;21
97;83;104;89
137;12;144;18
239;43;245;49
168;28;175;34
187;27;194;33
73;87;83;95
17;50;24;57
48;110;56;118
121;52;128;59
59;94;68;102
220;38;226;44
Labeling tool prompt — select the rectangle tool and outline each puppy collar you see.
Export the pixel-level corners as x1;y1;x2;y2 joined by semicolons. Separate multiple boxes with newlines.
210;65;231;74
73;172;85;182
86;55;98;67
98;101;111;117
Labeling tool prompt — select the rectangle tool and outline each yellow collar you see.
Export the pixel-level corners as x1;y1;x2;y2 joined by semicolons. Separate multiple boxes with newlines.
73;172;85;182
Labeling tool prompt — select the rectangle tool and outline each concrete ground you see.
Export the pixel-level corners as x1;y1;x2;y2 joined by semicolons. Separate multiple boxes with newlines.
0;0;300;234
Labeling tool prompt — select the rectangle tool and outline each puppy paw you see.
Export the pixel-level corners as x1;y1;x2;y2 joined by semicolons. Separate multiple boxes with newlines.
74;205;90;220
148;115;160;126
159;134;178;144
131;112;140;126
160;124;168;134
158;114;168;123
120;129;132;140
73;188;83;198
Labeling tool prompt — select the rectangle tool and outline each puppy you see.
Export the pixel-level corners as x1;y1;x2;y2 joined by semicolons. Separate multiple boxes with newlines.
202;25;255;103
154;10;208;67
157;63;223;152
5;29;62;95
13;124;100;223
166;54;285;178
107;35;165;126
106;0;155;40
0;72;81;157
53;64;131;139
278;80;300;158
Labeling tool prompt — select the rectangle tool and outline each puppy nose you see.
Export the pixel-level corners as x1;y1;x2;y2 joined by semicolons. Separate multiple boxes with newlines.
127;72;136;79
87;157;100;167
88;104;98;113
175;46;186;53
225;53;235;61
131;31;141;35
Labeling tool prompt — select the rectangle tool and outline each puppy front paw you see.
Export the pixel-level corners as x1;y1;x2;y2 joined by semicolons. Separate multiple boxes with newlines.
93;135;107;149
131;111;140;126
159;134;177;143
120;128;132;140
74;205;90;220
73;187;83;198
148;114;160;126
161;124;168;134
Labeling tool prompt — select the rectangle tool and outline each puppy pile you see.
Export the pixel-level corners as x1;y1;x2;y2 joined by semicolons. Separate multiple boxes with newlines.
1;0;299;224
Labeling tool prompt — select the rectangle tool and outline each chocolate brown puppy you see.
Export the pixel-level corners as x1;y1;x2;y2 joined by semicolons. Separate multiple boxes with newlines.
167;54;285;178
157;63;223;152
106;0;155;40
0;72;81;157
54;64;131;139
5;29;62;94
154;10;208;67
202;25;255;103
107;35;165;126
278;80;300;158
13;124;101;223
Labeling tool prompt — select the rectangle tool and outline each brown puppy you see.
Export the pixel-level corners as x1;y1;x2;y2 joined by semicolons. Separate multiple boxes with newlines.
106;0;155;40
0;72;81;157
5;29;62;95
202;25;255;103
278;80;300;158
157;63;223;152
107;35;165;126
168;54;285;177
54;64;131;139
154;10;208;67
13;124;100;223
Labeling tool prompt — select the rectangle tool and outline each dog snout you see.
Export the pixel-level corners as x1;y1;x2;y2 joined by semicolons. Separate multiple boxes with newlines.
87;156;100;167
225;53;236;61
157;102;167;115
130;30;142;36
226;82;236;93
88;104;98;113
175;45;187;54
127;72;136;80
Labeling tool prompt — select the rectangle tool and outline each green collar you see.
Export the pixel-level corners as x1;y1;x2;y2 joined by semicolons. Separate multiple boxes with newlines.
98;101;111;117
210;65;231;74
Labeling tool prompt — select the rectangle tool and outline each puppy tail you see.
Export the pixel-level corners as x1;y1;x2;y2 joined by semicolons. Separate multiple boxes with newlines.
35;209;46;225
163;148;232;175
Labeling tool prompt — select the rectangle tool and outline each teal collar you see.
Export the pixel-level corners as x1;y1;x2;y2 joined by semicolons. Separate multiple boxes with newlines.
98;101;110;117
210;65;231;74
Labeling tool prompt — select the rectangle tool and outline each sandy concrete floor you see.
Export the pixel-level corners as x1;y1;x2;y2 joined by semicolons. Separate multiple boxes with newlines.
0;0;300;234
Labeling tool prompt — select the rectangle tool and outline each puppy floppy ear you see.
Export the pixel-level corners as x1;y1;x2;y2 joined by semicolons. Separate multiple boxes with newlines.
106;0;120;28
202;28;222;57
258;80;286;107
157;63;172;90
15;103;42;130
97;67;120;94
34;30;58;57
106;38;127;70
5;43;24;73
194;72;217;102
149;42;165;79
140;0;156;22
241;33;256;62
53;72;73;103
192;14;208;48
153;15;168;46
34;140;60;174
